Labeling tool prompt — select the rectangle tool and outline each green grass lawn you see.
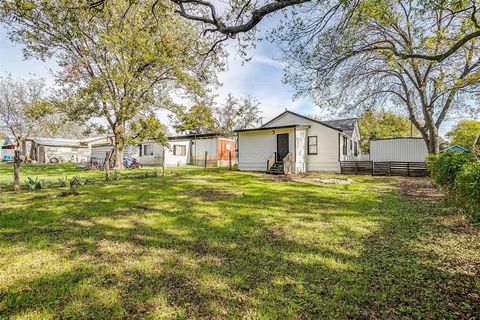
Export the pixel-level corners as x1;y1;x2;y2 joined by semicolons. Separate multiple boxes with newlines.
0;163;479;319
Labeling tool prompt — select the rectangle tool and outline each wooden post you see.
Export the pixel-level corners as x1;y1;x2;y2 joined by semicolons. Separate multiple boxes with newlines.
229;151;232;170
13;150;20;192
204;151;208;170
105;150;111;181
162;149;166;175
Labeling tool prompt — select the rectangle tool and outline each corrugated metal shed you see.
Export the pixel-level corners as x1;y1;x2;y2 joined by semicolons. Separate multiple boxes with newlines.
370;138;428;162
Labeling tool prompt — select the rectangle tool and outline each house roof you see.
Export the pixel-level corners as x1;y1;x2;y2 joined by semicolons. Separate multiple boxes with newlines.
167;132;234;140
235;125;311;133
260;110;343;132
323;118;358;136
442;145;470;153
2;137;15;146
28;136;107;147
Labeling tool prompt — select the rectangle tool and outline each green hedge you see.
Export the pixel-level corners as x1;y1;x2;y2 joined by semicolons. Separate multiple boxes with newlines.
428;152;480;223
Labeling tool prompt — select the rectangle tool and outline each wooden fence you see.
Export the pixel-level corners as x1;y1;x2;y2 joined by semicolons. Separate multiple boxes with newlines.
340;161;428;177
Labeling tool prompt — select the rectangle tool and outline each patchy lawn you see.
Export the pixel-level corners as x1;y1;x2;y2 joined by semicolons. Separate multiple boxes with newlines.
0;164;479;319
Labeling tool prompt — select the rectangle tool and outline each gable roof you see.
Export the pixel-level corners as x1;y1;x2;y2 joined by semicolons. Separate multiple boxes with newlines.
323;118;357;136
442;145;470;153
261;110;343;132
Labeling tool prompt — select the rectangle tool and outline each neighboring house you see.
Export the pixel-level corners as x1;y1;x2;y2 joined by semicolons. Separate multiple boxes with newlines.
441;145;470;153
370;138;428;162
90;133;236;167
172;133;236;167
27;136;110;163
235;110;361;174
1;137;16;161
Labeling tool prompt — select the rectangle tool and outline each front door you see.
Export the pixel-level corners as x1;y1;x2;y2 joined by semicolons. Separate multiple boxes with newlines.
276;134;289;161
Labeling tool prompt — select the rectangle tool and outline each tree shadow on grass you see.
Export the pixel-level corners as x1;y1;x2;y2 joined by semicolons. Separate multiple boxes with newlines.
0;173;478;319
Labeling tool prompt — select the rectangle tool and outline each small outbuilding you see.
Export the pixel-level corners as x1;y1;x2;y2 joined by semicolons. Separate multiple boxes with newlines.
27;136;110;163
369;138;428;162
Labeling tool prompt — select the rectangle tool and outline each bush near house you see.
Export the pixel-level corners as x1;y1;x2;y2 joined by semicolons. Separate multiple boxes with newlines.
428;152;480;223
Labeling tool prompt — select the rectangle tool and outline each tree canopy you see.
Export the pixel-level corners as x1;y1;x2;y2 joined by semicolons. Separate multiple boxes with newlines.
1;0;222;167
359;109;419;152
446;120;480;149
273;0;480;153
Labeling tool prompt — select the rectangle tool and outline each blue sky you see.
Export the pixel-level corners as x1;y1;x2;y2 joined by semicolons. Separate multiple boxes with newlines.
0;24;462;136
0;25;317;125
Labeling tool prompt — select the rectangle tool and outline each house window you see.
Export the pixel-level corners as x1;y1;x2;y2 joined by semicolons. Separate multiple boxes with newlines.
143;144;154;156
354;142;359;156
173;145;186;156
342;137;348;155
307;136;318;155
349;140;352;151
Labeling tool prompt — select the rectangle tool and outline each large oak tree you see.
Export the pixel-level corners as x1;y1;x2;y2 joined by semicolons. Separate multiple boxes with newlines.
1;0;221;167
276;0;480;153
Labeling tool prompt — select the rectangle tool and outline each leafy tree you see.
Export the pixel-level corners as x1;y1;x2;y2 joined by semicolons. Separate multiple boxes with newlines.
274;0;480;154
0;75;46;153
359;109;419;153
171;103;216;134
1;0;221;168
127;114;167;145
213;94;262;134
446;120;480;149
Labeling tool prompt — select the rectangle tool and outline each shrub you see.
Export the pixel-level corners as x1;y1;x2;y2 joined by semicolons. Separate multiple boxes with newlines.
58;177;68;187
69;176;88;195
428;152;472;191
455;161;480;223
25;177;45;190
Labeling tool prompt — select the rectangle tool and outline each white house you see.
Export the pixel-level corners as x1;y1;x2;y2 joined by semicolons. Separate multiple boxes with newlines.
90;133;235;167
235;110;361;174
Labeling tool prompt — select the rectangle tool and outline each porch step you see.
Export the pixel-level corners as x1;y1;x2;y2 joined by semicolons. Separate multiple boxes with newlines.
266;161;284;175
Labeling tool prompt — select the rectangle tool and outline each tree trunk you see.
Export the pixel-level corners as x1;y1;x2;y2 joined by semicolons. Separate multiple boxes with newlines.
13;150;20;192
426;125;440;154
113;140;124;169
112;124;125;169
105;150;112;181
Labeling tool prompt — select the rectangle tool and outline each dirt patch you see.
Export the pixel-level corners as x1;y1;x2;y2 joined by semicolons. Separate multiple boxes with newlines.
184;189;242;201
396;177;444;202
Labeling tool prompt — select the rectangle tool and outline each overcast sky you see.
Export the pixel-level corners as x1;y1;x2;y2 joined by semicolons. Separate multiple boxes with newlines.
0;23;464;136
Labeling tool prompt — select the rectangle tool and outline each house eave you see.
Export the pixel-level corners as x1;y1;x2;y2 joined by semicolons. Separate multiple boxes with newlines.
235;125;311;133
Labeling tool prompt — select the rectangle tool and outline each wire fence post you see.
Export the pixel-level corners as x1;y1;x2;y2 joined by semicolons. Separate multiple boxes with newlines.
162;149;166;175
229;151;232;170
204;151;208;171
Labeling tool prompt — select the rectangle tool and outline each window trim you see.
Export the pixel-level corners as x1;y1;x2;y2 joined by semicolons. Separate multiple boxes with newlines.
342;136;348;156
143;144;154;156
307;136;318;155
173;144;186;156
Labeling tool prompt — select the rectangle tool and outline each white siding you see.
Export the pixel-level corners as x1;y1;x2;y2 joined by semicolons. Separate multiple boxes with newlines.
263;112;314;127
191;138;217;164
138;143;163;165
370;138;428;162
164;140;190;166
91;144;113;159
295;129;307;173
306;125;341;173
238;128;295;171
